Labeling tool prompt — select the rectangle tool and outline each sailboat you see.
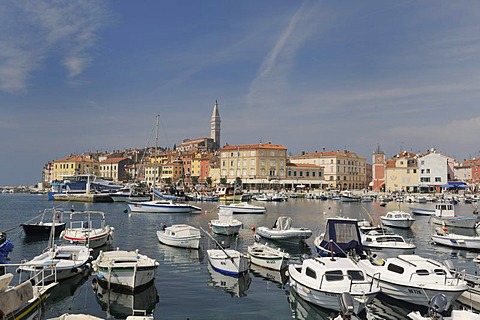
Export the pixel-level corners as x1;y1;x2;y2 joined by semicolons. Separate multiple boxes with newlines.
126;115;201;214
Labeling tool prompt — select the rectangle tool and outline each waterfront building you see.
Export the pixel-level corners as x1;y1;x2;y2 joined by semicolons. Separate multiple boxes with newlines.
454;159;474;185
52;155;98;182
384;151;418;193
285;162;325;189
418;148;454;193
99;157;134;182
290;150;367;190
471;159;480;189
220;142;287;188
143;161;162;187
161;162;183;185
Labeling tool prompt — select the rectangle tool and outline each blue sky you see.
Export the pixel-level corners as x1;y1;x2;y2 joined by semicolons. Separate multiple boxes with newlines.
1;1;480;186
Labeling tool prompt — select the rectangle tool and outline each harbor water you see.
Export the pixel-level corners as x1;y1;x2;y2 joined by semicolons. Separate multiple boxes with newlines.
1;193;479;319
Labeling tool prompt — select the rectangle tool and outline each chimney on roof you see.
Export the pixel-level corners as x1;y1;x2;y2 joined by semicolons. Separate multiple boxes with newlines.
301;151;305;155
323;147;325;152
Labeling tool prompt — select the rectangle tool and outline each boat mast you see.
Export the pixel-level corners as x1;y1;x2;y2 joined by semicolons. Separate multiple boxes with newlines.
154;115;159;192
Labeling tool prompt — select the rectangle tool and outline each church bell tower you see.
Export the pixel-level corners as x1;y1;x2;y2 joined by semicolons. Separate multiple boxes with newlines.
210;100;221;149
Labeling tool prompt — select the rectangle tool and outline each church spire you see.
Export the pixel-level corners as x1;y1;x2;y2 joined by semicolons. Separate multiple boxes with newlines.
210;100;221;148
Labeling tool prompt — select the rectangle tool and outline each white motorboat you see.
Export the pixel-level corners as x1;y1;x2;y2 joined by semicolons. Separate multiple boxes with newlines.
156;224;201;249
340;190;361;202
380;211;415;229
255;216;312;242
127;200;201;213
288;256;380;315
207;248;250;276
209;208;243;236
247;242;290;271
410;202;453;216
431;226;480;250
356;254;468;309
431;215;480;229
313;217;365;257
218;202;266;214
92;249;159;292
18;244;91;282
60;211;114;248
109;186;150;202
361;229;416;260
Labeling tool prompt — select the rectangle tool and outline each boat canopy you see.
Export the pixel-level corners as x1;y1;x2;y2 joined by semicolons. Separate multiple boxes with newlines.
441;182;468;189
318;218;364;256
272;216;292;230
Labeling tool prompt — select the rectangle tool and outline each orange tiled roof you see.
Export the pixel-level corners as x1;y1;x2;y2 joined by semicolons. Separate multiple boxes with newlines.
221;143;287;151
55;155;94;163
290;150;361;159
100;157;129;164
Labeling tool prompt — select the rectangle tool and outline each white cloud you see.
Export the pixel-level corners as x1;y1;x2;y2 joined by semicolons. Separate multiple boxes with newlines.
246;2;320;106
0;1;108;93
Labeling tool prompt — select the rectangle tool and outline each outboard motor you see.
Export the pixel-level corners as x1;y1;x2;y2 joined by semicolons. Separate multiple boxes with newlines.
428;293;447;319
338;292;354;318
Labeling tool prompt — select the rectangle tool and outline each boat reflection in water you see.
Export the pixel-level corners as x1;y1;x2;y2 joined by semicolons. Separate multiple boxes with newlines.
249;263;288;289
286;287;364;320
46;273;91;306
92;280;159;319
207;263;251;297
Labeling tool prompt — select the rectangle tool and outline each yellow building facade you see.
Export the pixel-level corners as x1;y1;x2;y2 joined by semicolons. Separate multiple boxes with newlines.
52;155;98;182
220;143;287;185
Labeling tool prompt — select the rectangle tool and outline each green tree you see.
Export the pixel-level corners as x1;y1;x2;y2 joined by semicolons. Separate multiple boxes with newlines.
220;177;227;186
205;177;212;187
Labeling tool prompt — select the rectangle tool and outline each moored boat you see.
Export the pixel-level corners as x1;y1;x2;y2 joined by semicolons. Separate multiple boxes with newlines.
218;202;266;214
92;249;159;292
207;248;250;276
356;254;468;309
288;256;380;315
361;229;416;260
247;242;290;271
0;264;58;320
60;210;114;248
255;216;312;243
431;226;480;250
340;190;361;202
156;224;201;249
18;244;91;282
20;207;66;237
127;200;201;213
209;208;243;236
380;211;415;229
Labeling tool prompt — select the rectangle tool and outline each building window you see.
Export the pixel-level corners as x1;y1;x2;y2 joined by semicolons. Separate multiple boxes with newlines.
435;177;441;182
